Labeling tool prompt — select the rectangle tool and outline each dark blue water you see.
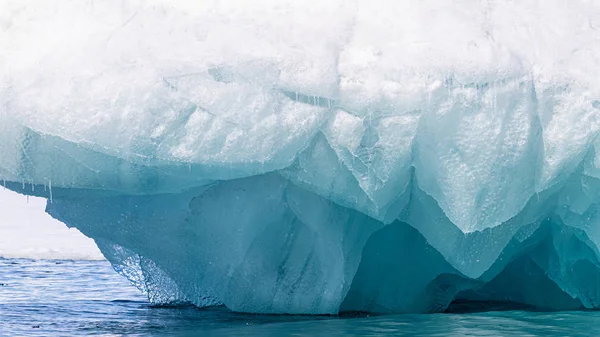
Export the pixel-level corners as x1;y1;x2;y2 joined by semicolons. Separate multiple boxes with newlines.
1;259;600;336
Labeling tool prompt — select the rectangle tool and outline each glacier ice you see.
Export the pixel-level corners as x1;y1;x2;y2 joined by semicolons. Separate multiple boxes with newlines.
2;0;600;314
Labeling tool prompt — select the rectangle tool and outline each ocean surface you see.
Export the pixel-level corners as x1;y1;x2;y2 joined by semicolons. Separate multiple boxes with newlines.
1;259;600;337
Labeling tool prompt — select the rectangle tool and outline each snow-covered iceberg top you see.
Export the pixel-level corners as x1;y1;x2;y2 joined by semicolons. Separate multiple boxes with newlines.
1;0;600;314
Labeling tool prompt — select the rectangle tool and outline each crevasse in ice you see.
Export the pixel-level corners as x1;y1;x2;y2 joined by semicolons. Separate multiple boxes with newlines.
2;0;600;314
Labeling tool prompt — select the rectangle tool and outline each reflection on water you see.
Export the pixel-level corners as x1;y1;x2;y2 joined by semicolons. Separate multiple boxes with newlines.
0;259;599;336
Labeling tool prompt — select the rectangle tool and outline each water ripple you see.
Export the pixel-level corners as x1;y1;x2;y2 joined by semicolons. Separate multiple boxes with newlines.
1;259;600;336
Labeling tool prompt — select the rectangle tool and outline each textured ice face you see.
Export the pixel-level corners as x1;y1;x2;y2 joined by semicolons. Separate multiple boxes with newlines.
2;0;600;314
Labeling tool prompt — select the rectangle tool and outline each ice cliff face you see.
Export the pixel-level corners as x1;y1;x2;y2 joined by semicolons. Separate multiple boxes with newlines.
2;0;600;314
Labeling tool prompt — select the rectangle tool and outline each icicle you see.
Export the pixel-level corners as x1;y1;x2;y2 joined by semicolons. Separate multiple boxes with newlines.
2;179;5;190
188;163;191;172
31;180;34;192
22;179;25;190
49;180;53;204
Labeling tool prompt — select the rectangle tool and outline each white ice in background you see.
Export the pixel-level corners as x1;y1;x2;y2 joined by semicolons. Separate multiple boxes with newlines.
0;188;103;260
2;0;600;314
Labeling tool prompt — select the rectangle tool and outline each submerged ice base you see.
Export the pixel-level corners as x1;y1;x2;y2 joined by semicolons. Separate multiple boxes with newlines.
2;0;600;314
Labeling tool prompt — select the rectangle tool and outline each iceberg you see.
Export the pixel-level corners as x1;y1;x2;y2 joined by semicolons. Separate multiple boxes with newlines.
2;0;600;314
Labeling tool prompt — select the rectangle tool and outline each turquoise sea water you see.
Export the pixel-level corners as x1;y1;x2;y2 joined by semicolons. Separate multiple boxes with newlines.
1;259;599;336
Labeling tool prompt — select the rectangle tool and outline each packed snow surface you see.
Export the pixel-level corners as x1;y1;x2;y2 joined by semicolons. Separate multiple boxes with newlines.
2;0;600;313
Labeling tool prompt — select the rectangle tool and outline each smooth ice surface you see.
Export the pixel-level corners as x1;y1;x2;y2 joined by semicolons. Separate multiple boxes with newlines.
2;0;600;314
